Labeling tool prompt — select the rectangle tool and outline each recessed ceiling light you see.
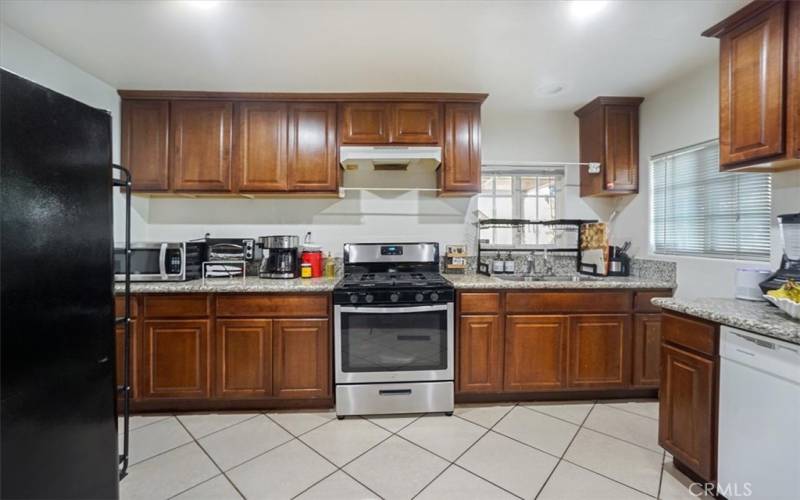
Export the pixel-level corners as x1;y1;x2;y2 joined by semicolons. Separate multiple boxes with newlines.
536;82;567;96
569;0;609;21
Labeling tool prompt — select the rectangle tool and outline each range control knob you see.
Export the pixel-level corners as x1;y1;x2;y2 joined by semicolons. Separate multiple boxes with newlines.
365;294;375;304
415;293;424;302
349;294;359;304
390;293;400;303
430;292;439;302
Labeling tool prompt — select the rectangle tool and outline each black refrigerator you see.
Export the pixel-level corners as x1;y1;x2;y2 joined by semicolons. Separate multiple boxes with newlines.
1;69;121;499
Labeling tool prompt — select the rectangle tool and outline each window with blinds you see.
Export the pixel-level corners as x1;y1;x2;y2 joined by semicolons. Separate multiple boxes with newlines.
650;140;772;261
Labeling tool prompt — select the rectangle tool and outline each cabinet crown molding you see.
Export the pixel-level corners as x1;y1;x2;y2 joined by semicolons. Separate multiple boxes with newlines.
118;90;489;103
574;96;645;117
701;0;785;38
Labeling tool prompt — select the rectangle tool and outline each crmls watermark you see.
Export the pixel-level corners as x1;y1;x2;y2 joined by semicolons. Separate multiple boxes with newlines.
690;482;753;497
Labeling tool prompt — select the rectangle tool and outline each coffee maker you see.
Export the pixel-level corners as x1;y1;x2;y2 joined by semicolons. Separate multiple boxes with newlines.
760;213;800;293
258;235;300;279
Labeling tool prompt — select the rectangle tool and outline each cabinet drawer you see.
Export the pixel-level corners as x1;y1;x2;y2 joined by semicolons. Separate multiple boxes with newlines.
506;291;632;314
216;294;329;318
634;290;673;313
661;312;718;357
115;295;138;318
459;292;501;314
143;295;210;318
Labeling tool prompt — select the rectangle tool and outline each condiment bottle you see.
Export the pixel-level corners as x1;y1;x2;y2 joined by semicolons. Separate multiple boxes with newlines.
492;252;504;274
504;252;515;274
324;252;335;278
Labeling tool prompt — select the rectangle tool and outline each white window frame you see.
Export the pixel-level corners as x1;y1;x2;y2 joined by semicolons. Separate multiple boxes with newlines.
478;166;565;249
649;139;772;261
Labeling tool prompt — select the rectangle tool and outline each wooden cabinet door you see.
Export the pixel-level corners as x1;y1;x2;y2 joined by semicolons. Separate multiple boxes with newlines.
567;314;631;389
442;103;481;193
633;313;662;388
504;315;567;391
458;315;503;393
142;320;210;399
121;100;169;191
287;103;338;192
604;105;639;192
789;0;800;159
115;319;137;400
273;319;330;398
719;2;786;166
659;344;716;480
170;100;233;191
216;319;273;398
340;102;390;144
233;102;287;192
390;103;441;144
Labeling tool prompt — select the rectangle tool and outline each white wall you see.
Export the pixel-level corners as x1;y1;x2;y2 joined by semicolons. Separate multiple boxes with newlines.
0;23;147;241
609;63;800;299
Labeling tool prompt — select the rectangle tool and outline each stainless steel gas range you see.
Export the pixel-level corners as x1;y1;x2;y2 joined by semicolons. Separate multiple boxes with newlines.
333;242;455;418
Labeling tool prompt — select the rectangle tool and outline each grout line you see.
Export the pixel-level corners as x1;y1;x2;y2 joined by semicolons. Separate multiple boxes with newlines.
118;413;173;435
657;450;666;499
411;404;522;500
262;409;338;438
518;404;589;427
599;402;660;422
559;457;659;499
574;425;663;456
171;417;247;500
533;400;596;500
267;412;388;500
180;412;264;440
165;473;228;500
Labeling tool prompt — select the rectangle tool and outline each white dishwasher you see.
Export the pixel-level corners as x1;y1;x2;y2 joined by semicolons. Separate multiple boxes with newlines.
718;326;800;500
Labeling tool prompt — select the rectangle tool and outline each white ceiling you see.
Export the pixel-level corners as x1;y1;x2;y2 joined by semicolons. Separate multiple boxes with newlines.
0;0;746;112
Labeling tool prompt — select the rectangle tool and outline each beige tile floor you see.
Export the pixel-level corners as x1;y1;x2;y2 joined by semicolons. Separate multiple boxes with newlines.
119;399;707;500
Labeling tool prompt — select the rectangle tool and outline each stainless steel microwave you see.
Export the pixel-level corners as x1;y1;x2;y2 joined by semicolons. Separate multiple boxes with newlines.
114;242;204;282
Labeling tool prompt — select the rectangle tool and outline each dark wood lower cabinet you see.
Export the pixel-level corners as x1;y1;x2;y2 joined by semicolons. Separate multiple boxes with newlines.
659;344;716;480
142;319;211;399
216;319;273;398
567;314;631;389
504;315;567;391
633;313;662;388
273;319;330;399
458;315;503;393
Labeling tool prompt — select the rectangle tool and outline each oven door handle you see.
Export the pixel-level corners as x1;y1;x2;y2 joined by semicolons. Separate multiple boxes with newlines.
338;305;449;314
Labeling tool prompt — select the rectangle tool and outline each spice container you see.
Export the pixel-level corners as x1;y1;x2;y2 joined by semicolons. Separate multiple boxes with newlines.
300;262;313;278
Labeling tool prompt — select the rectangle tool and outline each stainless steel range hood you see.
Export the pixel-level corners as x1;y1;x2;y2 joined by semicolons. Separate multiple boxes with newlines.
339;146;442;172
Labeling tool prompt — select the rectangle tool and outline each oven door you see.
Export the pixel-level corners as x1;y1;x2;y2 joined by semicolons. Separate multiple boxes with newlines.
334;303;454;384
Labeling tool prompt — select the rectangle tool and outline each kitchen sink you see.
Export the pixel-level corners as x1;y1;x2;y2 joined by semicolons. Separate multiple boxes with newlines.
496;275;602;282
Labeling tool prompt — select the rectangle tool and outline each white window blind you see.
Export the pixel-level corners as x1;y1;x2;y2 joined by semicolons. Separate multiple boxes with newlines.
650;140;772;261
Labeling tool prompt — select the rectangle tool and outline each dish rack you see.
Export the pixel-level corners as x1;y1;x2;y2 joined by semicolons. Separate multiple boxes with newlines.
476;218;597;276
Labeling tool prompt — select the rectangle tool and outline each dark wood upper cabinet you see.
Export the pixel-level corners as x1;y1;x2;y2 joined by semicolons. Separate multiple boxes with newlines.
441;103;481;194
567;314;631;388
504;315;568;391
273;318;330;398
458;315;503;393
575;97;643;197
287;103;338;192
216;319;273;399
141;319;211;399
233;102;288;192
703;0;800;171
390;103;441;144
339;102;391;144
170;101;233;192
121;100;170;191
632;313;662;388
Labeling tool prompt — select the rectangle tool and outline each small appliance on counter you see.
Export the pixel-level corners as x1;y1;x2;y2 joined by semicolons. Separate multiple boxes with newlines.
204;236;256;262
300;232;323;277
114;241;205;282
258;235;300;278
736;268;771;301
579;222;609;276
760;212;800;293
607;242;631;277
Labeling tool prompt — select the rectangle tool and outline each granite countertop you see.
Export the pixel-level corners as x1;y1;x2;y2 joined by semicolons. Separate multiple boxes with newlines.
115;276;339;294
445;273;675;290
653;297;800;346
